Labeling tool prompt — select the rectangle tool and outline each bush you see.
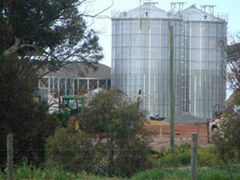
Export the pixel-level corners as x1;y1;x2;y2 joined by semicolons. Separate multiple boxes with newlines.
155;144;191;167
46;90;152;177
198;146;223;167
45;128;102;173
212;111;240;178
78;90;152;177
212;112;240;163
0;57;59;167
152;144;222;168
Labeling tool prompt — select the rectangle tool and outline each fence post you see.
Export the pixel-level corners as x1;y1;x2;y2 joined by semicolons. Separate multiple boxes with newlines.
7;133;13;180
191;133;198;180
207;120;210;143
159;126;162;142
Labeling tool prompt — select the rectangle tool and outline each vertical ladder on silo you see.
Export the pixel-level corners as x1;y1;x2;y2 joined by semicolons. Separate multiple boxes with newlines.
180;20;189;113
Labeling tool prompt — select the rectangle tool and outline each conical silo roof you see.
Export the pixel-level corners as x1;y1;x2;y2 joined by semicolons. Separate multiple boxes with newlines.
114;2;168;19
178;5;224;22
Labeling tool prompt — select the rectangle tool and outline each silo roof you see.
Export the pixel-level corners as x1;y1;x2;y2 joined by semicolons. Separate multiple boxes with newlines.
178;5;224;22
113;2;168;19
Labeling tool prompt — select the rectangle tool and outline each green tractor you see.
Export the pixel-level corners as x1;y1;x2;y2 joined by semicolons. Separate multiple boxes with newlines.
53;96;83;128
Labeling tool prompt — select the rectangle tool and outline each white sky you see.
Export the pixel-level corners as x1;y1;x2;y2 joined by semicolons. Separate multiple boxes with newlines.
83;0;240;67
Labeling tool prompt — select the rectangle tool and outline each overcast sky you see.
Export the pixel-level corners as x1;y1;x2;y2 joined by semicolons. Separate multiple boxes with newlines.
83;0;240;67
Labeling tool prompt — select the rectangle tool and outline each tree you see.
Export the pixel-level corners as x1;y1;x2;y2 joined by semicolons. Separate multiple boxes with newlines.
0;56;59;167
45;128;101;173
46;90;152;177
0;0;103;71
212;37;240;178
226;36;240;91
78;90;152;177
212;110;240;179
0;0;105;167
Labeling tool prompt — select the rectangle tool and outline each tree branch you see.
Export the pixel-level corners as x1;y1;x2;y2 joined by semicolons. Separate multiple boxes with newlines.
3;37;21;56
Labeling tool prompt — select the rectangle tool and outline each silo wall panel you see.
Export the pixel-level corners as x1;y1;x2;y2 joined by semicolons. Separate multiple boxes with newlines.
112;17;184;117
187;21;226;119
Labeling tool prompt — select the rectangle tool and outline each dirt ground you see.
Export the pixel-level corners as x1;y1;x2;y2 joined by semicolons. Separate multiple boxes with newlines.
145;123;210;150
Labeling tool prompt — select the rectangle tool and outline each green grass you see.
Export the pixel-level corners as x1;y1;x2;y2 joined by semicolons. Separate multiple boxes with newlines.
131;167;240;180
1;164;240;180
0;163;119;180
150;144;223;168
0;145;238;180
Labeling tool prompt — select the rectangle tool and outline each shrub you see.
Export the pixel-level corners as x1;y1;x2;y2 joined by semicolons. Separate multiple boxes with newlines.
198;146;223;167
78;90;152;177
153;144;222;168
0;57;59;167
45;128;102;173
212;111;240;178
156;144;191;167
46;90;152;177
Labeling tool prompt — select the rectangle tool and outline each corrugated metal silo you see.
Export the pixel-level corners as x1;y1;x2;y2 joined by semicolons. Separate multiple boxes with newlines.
177;5;227;120
111;2;184;117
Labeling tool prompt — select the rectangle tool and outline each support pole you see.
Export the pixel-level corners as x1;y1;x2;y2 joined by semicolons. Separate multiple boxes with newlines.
7;133;13;180
191;134;198;180
159;126;162;142
207;119;210;143
169;22;175;152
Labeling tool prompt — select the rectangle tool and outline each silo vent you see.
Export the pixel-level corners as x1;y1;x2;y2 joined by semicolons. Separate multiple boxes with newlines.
143;2;158;6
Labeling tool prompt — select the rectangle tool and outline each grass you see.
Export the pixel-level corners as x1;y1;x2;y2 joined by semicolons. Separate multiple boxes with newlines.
1;165;240;180
0;145;238;179
0;163;119;180
131;167;240;180
150;144;224;168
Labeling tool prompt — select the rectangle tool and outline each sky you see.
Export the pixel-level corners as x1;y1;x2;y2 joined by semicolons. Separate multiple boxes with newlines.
82;0;240;67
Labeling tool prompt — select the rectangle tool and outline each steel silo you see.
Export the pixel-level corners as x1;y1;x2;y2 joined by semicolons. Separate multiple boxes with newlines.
111;2;184;117
177;5;227;120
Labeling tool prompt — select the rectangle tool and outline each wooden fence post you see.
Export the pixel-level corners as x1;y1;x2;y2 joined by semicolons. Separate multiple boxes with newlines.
159;126;162;142
191;133;198;180
207;120;210;143
7;133;13;180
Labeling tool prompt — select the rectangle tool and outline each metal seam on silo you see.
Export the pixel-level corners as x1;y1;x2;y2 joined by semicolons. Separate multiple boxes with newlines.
160;19;163;115
206;23;210;117
199;21;202;117
200;21;202;87
194;75;197;115
121;19;123;92
148;10;151;113
130;19;132;96
189;20;192;114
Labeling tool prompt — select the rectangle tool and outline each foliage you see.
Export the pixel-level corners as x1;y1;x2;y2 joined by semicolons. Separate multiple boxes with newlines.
151;144;222;168
0;0;103;65
226;36;240;91
131;167;240;180
78;90;152;177
46;90;152;177
212;110;240;178
1;164;240;180
45;128;102;173
0;163;118;180
0;56;59;168
0;0;103;169
197;146;223;167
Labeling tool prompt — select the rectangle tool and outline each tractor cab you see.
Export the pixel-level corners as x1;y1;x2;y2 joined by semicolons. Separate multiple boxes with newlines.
51;95;83;127
61;96;82;114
